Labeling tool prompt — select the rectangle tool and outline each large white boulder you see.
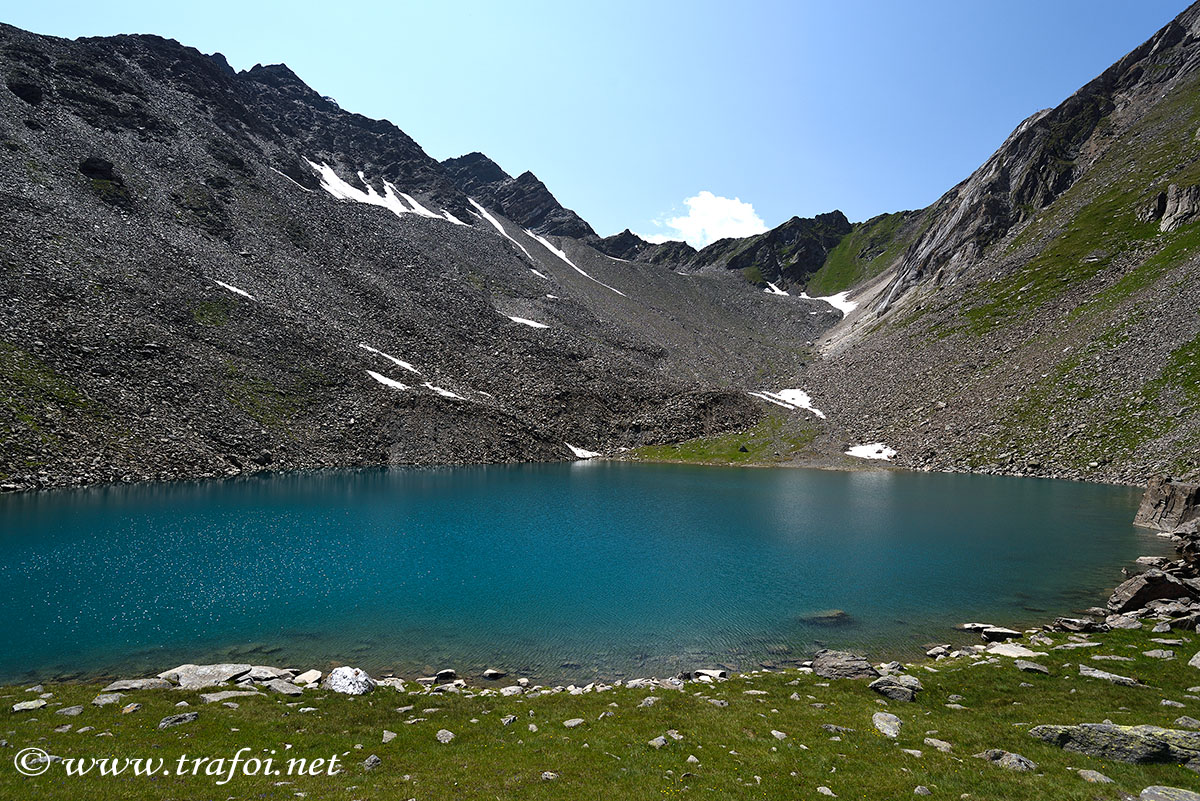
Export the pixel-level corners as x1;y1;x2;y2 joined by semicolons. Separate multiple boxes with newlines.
323;666;375;695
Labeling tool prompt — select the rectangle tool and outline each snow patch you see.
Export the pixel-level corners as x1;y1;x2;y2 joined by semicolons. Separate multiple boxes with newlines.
214;280;255;300
399;191;441;219
525;229;628;297
366;370;409;390
748;388;826;419
423;382;465;400
845;443;897;461
469;198;534;259
800;290;858;317
764;282;789;296
507;316;549;329
566;443;601;459
269;167;312;192
530;268;551;280
441;209;468;226
359;343;421;375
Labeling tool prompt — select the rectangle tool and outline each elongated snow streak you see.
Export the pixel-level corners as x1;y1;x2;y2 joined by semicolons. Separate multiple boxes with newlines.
747;388;826;419
359;343;421;375
566;443;601;459
764;282;788;296
468;198;533;259
399;190;441;219
366;370;409;390
269;167;312;192
423;382;465;400
524;230;628;297
608;255;631;263
799;290;857;317
530;268;550;280
442;209;468;226
845;443;897;461
507;316;549;329
214;280;255;300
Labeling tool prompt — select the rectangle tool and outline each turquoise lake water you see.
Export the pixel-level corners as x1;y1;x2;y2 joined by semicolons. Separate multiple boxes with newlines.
0;463;1166;684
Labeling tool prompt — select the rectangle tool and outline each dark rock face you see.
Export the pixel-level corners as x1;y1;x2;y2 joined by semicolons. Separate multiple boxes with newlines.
868;674;922;702
1136;476;1200;530
1029;723;1200;766
441;152;596;239
690;211;852;287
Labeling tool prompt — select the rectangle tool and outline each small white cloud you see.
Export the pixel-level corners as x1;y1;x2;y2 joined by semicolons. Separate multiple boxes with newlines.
637;191;768;249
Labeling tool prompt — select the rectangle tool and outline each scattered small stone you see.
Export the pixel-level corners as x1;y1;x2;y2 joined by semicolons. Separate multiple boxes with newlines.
563;718;585;728
1079;664;1140;687
687;754;699;764
362;754;381;771
914;786;931;796
649;736;667;749
382;730;396;744
708;699;729;708
541;771;559;781
1145;650;1176;660
482;668;506;680
639;696;660;707
901;749;922;757
1161;699;1186;708
924;737;953;752
771;729;787;740
120;703;141;714
1079;769;1114;784
157;712;198;729
1014;660;1049;674
817;787;837;797
91;694;123;707
973;749;1036;771
56;706;83;717
435;729;454;744
11;699;46;712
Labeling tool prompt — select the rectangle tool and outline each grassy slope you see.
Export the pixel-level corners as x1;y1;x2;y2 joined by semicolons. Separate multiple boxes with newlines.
626;413;819;466
3;627;1198;800
806;212;927;296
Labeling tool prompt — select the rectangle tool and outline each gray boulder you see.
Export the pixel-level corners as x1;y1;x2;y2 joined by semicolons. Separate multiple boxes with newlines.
199;690;263;704
973;749;1037;771
868;674;923;702
1015;659;1049;674
872;712;901;738
101;678;172;692
1029;723;1200;765
812;650;879;680
1134;475;1200;530
1079;664;1141;687
323;666;375;695
1109;569;1199;613
264;679;303;696
158;663;252;690
157;712;198;729
1142;788;1200;801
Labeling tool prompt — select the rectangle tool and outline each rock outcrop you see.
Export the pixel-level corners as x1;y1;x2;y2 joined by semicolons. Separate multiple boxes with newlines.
1136;476;1200;531
1030;723;1200;768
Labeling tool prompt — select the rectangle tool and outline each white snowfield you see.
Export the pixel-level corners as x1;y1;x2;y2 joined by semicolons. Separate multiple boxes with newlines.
530;268;551;280
747;389;826;419
359;343;421;375
764;282;788;296
441;209;468;226
566;443;601;459
469;198;534;259
845;443;897;461
306;160;458;223
214;280;255;300
800;290;858;317
507;316;550;329
366;370;409;390
524;229;628;297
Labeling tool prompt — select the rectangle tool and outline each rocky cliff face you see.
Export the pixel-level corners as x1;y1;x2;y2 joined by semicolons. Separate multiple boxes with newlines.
441;152;596;239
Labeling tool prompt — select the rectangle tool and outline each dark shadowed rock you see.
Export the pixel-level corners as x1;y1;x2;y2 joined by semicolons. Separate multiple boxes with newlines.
973;749;1037;771
1135;476;1200;530
157;712;198;729
1109;570;1199;613
869;674;923;702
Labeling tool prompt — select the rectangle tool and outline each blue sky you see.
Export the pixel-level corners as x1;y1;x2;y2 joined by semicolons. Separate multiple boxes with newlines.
4;1;1191;245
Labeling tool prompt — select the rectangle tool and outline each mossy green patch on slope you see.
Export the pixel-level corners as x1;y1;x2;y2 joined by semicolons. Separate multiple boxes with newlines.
628;413;818;465
808;211;926;296
3;625;1198;800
